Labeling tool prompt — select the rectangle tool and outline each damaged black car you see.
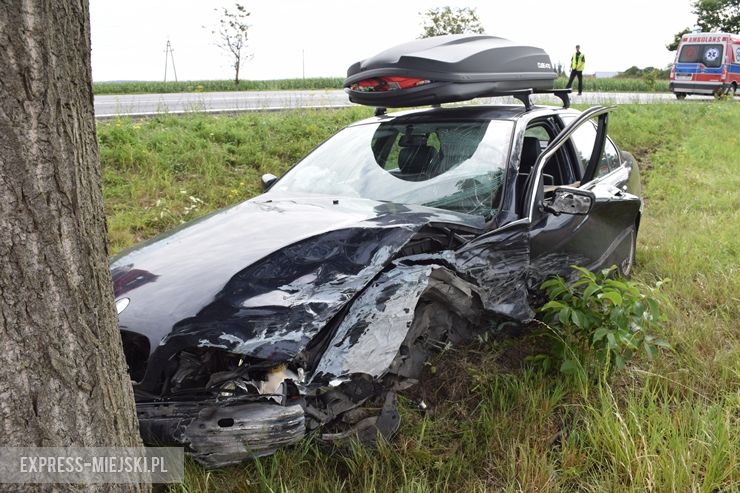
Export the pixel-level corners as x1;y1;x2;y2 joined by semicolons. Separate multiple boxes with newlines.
111;35;642;467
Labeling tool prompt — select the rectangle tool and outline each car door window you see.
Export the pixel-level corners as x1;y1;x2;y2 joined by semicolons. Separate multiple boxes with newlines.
597;138;621;177
567;122;597;177
560;113;613;184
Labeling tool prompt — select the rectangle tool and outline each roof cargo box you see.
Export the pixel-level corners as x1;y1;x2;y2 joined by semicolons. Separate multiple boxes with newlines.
344;35;557;108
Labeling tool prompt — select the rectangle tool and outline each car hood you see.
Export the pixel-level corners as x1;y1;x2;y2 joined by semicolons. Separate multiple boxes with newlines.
111;193;484;382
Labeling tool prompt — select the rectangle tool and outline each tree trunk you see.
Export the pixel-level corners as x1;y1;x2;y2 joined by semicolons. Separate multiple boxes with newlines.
0;2;147;492
235;56;241;87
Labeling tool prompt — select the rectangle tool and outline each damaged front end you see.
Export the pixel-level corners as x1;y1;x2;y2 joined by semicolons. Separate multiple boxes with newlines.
134;265;493;468
136;349;307;467
113;196;536;468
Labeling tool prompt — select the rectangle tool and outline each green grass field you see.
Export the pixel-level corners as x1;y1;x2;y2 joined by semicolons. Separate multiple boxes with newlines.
98;103;739;492
93;77;670;96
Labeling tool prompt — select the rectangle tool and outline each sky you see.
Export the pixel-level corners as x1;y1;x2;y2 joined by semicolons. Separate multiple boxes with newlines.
89;0;697;82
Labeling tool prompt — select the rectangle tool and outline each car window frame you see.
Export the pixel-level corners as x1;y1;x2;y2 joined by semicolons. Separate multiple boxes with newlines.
518;117;577;204
560;117;597;179
558;113;619;184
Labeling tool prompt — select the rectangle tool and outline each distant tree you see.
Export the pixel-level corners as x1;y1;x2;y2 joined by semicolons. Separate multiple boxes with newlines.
668;0;740;50
667;28;692;51
419;6;485;38
621;65;644;78
212;3;251;86
616;65;671;79
695;0;740;32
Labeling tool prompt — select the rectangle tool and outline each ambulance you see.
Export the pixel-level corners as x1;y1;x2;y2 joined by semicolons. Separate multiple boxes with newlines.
670;32;740;99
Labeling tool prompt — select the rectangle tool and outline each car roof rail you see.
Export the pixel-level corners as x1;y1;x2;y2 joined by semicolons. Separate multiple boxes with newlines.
494;88;572;111
550;89;572;109
373;88;571;115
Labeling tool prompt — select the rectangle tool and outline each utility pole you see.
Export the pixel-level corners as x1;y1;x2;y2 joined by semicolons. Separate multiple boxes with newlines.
163;40;178;82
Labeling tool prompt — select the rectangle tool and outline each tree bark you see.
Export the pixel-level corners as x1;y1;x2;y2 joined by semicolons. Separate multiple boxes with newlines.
0;1;147;492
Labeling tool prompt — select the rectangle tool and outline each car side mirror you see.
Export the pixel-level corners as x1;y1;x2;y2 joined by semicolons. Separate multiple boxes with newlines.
544;187;594;215
261;173;278;191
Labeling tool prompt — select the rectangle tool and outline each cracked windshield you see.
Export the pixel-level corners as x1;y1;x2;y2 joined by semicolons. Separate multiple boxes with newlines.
272;119;513;218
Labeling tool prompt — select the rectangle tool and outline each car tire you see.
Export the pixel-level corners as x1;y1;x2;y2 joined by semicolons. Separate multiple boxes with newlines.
619;224;637;278
675;93;686;100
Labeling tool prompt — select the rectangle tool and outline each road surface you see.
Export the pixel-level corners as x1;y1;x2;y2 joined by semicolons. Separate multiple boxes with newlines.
94;90;717;119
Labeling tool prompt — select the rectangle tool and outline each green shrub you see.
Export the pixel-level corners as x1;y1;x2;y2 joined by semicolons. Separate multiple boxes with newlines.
642;69;657;90
532;266;670;377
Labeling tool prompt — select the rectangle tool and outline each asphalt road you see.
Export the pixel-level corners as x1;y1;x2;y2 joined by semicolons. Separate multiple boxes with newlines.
93;89;717;118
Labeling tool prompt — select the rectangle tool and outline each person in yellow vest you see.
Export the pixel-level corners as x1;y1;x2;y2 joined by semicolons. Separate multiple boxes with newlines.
566;45;586;95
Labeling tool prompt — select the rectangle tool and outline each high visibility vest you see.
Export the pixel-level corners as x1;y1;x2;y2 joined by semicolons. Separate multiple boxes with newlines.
571;52;585;71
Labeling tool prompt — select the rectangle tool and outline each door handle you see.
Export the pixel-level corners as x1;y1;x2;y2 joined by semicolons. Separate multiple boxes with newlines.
608;185;625;197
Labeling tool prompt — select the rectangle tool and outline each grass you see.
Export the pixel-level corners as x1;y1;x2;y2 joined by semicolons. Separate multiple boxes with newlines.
93;78;345;95
93;77;670;96
98;103;739;491
100;107;372;253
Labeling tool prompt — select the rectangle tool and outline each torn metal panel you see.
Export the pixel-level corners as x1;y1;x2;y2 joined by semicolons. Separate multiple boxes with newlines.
453;223;534;321
394;223;534;322
311;264;435;381
311;261;492;383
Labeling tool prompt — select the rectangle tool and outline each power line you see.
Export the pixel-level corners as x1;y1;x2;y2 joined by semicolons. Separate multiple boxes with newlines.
163;40;178;82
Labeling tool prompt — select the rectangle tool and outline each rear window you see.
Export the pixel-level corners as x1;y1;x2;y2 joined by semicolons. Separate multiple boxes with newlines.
678;43;724;67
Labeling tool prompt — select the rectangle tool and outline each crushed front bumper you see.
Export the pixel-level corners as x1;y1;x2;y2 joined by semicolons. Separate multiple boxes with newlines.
137;399;305;468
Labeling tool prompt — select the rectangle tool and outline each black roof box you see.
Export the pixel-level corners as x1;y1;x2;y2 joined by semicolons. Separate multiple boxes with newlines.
344;35;557;108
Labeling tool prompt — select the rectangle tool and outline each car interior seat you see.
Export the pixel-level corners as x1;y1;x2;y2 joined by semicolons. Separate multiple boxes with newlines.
519;136;541;175
398;145;437;178
516;136;558;214
516;136;541;194
542;155;565;185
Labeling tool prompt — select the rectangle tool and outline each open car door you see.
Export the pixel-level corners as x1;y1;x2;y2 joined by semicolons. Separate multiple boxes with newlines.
525;107;642;285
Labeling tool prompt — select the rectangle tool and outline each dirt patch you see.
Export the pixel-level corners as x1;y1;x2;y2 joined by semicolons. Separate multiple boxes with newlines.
404;323;547;416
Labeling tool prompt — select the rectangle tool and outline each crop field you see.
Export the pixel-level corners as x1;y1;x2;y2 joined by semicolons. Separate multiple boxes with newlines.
93;76;670;96
98;103;738;492
93;78;346;95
